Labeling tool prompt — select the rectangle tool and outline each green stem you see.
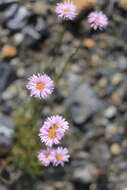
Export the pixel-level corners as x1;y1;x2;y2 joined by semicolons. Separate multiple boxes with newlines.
55;42;81;83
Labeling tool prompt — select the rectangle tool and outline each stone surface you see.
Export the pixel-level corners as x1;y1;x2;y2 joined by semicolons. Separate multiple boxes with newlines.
0;62;17;93
72;164;95;183
0;114;15;154
0;0;18;8
2;45;17;57
22;16;49;46
66;83;104;124
4;5;31;30
110;144;122;155
104;106;117;119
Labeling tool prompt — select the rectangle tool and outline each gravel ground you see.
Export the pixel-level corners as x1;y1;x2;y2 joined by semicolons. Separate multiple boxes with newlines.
0;0;127;190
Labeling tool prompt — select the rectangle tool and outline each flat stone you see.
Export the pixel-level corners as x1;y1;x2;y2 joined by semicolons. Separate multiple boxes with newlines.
0;114;15;154
66;83;104;124
72;164;95;183
0;0;19;8
0;62;17;93
22;16;49;46
4;5;31;30
104;106;117;119
110;144;122;155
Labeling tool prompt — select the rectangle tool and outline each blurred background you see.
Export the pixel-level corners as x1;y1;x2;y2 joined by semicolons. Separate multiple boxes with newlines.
0;0;127;190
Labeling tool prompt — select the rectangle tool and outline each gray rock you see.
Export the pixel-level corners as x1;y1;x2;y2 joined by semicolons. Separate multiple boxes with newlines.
4;5;31;30
116;56;127;71
66;83;104;124
0;0;18;7
0;114;15;154
22;16;49;46
0;184;8;190
0;62;17;93
121;24;127;42
35;183;54;190
71;151;95;183
104;106;117;119
72;164;95;183
92;143;111;169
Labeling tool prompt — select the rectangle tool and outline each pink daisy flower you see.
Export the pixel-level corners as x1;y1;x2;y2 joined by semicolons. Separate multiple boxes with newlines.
52;147;70;167
39;115;69;147
26;73;54;99
55;1;77;20
88;11;108;30
38;148;54;167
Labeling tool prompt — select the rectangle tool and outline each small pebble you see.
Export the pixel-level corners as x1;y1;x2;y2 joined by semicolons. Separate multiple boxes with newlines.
2;45;17;57
111;92;121;105
112;73;123;85
13;33;24;45
104;106;117;119
105;124;118;137
98;78;108;88
110;144;122;155
83;38;95;48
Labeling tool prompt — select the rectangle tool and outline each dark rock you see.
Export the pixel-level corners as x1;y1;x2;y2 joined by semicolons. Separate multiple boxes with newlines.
0;62;17;93
66;84;104;124
44;167;65;180
0;0;18;9
4;5;31;31
0;183;7;190
122;86;127;102
106;85;116;96
96;174;110;190
53;89;65;103
92;143;111;169
73;165;94;183
22;16;49;46
34;182;55;190
123;147;127;156
4;4;18;20
116;56;127;72
48;0;59;4
71;151;96;184
0;114;15;154
112;134;124;144
98;0;109;9
121;24;127;42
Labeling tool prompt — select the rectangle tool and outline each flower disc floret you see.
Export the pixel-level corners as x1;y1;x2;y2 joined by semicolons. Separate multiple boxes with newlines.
39;115;69;147
52;147;70;167
55;2;77;20
38;148;54;167
88;11;108;30
26;73;54;99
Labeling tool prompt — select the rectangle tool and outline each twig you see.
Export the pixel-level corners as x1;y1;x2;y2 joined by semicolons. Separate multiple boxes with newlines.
55;41;82;83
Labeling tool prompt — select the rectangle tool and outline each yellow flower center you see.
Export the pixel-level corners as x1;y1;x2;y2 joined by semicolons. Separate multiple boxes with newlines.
36;82;45;90
45;153;51;158
52;124;60;130
56;154;63;161
64;8;70;13
48;125;60;139
48;127;56;139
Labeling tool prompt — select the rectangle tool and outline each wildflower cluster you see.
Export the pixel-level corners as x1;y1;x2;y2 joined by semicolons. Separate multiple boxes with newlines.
38;115;70;166
55;1;108;30
26;74;70;167
25;0;109;170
